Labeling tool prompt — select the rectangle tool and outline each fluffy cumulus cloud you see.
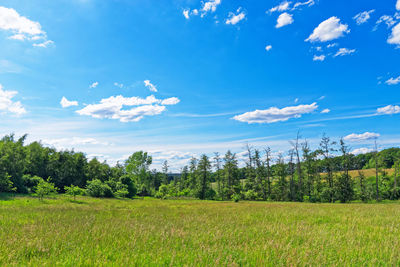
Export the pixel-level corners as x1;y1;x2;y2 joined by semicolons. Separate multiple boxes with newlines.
0;6;52;46
385;76;400;85
60;97;78;108
313;55;325;61
76;95;180;122
144;80;157;92
353;10;375;25
321;108;330;113
377;105;400;115
265;45;272;51
334;48;356;57
226;8;246;25
276;12;294;28
0;84;26;115
233;102;318;124
351;147;374;155
306;17;350;42
201;0;221;16
388;23;400;46
344;132;380;142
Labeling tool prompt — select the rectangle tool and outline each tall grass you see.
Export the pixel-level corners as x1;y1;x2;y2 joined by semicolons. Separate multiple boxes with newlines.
1;194;400;266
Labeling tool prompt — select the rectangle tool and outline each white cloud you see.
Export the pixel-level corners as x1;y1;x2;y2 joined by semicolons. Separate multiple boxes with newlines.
344;132;380;142
375;15;397;29
351;147;374;155
327;43;338;48
321;108;330;113
60;97;78;108
388;23;400;46
385;76;400;85
306;17;350;42
276;13;294;28
144;80;158;92
233;102;318;124
269;1;291;13
397;0;400;11
33;40;54;48
201;0;221;16
0;84;26;115
293;0;314;9
226;8;246;25
114;82;123;88
377;105;400;115
76;95;180;122
313;54;325;61
265;45;272;51
0;6;52;46
334;48;356;57
353;10;375;25
183;9;190;19
43;137;109;148
161;97;180;105
89;82;99;88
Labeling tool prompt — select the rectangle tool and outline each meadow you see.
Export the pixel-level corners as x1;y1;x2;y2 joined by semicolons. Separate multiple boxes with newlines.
1;195;400;266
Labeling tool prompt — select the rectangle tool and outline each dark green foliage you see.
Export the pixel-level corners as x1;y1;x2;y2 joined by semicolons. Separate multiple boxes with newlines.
2;133;400;202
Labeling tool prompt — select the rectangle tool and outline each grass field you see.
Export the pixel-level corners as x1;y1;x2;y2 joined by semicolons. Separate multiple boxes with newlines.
1;195;400;266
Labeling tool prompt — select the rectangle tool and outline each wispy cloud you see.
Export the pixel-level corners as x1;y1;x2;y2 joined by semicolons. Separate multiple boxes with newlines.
353;10;375;25
233;102;318;124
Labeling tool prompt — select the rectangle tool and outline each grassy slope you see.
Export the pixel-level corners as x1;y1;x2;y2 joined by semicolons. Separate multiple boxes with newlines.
1;195;400;266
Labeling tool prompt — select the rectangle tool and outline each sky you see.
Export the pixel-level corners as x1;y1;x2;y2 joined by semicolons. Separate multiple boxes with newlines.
1;0;400;171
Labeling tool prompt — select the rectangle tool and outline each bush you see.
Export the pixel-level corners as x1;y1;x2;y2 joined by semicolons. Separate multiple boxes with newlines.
22;175;43;192
156;184;169;199
232;193;241;203
35;179;58;200
0;173;16;193
86;179;113;198
244;190;257;200
114;182;129;198
64;185;84;200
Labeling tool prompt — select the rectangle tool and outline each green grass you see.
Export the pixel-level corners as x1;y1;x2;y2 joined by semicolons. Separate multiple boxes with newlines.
1;195;400;266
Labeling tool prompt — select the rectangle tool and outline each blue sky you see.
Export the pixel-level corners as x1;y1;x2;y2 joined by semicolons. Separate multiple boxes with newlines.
1;0;400;170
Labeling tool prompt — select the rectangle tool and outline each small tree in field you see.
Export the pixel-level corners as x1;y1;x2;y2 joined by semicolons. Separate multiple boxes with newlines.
35;179;58;201
64;185;84;201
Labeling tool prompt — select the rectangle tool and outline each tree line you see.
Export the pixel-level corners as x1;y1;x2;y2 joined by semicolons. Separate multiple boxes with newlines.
1;133;400;203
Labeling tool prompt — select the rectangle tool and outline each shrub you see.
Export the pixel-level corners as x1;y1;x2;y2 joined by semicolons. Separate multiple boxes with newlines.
35;179;58;200
22;175;43;192
86;179;113;198
232;193;241;203
64;185;84;201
